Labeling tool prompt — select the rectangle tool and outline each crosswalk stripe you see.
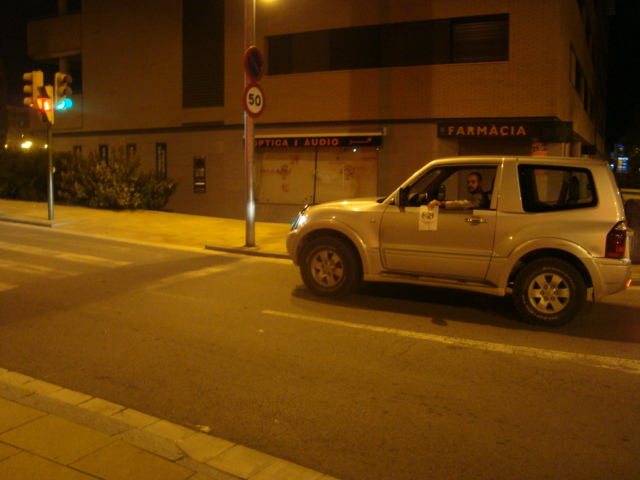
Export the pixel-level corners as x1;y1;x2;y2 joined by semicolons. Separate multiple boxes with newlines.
0;241;130;268
0;259;76;278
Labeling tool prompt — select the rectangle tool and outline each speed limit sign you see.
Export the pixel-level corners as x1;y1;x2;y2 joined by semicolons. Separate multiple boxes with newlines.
242;82;265;118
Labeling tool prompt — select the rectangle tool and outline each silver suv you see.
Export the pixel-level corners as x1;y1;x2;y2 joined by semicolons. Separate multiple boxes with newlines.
286;156;632;327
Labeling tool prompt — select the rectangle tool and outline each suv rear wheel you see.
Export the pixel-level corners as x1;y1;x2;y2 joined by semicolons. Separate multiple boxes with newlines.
513;257;586;327
299;237;362;297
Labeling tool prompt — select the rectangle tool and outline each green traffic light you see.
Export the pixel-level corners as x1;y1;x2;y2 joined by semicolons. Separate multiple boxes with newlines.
56;98;73;110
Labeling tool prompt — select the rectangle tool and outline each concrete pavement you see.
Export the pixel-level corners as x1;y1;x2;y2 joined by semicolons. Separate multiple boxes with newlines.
1;198;639;479
0;369;337;480
0;199;339;480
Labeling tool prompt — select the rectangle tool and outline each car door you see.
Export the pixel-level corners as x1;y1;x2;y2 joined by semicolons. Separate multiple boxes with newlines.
379;165;499;281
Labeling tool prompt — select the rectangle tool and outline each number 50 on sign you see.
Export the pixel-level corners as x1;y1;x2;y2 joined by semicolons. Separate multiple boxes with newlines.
242;83;265;118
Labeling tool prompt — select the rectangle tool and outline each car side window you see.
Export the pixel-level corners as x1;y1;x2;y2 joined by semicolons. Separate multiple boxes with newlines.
402;166;498;208
518;165;597;212
430;167;497;210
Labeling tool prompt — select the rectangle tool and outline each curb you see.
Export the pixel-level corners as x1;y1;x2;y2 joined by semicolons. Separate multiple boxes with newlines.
0;215;77;228
0;368;335;480
205;244;290;260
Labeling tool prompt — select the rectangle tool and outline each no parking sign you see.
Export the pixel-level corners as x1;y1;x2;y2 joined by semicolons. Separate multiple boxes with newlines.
243;46;265;117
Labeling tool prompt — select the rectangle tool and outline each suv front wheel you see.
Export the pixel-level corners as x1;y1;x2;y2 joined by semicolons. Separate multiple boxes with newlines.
299;236;362;297
513;257;586;327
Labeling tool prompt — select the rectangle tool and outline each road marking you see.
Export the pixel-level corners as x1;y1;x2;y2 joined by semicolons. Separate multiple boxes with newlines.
145;263;242;290
263;310;640;375
0;258;77;278
0;241;130;267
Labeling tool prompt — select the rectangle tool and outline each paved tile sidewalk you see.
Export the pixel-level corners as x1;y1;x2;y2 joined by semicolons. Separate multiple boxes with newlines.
0;369;338;480
0;199;291;258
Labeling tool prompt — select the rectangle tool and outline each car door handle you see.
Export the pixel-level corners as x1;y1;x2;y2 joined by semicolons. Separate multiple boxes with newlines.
466;217;487;225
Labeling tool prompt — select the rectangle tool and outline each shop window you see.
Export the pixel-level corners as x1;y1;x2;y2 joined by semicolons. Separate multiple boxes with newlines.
255;147;378;205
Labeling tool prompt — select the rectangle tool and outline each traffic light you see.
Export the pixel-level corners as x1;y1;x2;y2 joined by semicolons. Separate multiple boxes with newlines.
54;72;73;110
23;70;44;107
36;85;55;123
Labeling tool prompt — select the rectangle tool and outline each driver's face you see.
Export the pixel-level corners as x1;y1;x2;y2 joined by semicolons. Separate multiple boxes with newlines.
467;175;481;194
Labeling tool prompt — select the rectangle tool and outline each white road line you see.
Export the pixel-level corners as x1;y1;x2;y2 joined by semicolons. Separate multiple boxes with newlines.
0;258;77;278
263;310;640;375
145;263;242;291
0;241;130;267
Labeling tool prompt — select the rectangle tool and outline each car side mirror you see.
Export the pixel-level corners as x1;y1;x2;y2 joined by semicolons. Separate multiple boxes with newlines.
437;185;446;201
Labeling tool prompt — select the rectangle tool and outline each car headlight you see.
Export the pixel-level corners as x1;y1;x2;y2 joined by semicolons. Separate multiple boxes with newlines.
291;213;307;230
291;205;311;230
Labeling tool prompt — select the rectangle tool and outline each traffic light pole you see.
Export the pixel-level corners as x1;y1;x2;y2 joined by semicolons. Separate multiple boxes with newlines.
46;122;54;220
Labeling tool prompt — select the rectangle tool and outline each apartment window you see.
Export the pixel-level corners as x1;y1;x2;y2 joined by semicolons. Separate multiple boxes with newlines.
156;143;167;180
571;48;585;97
99;145;109;163
268;14;508;75
451;15;509;63
182;0;224;108
126;143;136;161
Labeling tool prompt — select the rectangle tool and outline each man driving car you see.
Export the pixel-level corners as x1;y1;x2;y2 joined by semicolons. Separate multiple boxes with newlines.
428;171;489;210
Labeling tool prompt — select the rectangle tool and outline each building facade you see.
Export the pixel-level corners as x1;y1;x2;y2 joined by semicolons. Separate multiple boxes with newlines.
27;0;611;222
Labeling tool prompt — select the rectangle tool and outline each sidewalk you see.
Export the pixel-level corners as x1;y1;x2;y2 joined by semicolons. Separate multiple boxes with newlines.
0;199;291;258
0;199;337;480
0;369;336;480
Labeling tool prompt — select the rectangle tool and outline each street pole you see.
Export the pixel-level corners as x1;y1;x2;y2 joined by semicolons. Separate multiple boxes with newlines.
47;122;54;220
244;0;256;247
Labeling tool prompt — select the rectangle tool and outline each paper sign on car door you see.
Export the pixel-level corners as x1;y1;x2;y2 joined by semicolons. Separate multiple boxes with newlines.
419;205;438;230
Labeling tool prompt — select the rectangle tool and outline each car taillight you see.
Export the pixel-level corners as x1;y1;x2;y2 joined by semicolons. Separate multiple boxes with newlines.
605;221;627;259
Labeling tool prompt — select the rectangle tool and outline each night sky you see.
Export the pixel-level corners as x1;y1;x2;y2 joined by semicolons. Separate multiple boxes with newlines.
1;1;58;105
606;0;640;150
2;0;639;151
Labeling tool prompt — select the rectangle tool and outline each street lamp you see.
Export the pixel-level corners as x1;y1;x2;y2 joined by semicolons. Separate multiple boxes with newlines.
244;0;256;247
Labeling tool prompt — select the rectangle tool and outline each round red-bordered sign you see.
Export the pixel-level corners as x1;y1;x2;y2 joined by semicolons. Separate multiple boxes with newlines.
242;82;265;118
243;46;264;82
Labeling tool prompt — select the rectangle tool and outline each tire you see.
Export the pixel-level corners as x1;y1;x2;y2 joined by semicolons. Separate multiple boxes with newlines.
625;199;640;264
299;236;362;298
512;257;586;327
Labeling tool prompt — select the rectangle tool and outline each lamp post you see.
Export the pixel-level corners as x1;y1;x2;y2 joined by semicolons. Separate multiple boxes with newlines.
244;0;256;247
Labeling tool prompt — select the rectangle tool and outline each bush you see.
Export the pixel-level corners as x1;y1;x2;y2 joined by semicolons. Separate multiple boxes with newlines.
0;149;49;201
55;148;177;210
0;147;176;210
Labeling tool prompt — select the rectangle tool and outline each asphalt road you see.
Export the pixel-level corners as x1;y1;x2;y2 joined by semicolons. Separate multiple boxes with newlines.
1;223;639;480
